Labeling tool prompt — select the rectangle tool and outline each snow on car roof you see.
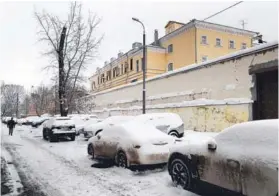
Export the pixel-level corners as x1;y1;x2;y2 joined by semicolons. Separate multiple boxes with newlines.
55;117;71;120
134;113;183;126
116;121;174;142
104;115;135;123
215;119;278;147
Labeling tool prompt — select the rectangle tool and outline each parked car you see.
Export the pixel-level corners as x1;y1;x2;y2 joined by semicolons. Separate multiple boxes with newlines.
17;118;27;125
167;119;278;196
87;121;180;168
31;117;50;128
133;113;184;137
42;117;76;142
83;115;134;138
24;116;40;125
77;118;102;136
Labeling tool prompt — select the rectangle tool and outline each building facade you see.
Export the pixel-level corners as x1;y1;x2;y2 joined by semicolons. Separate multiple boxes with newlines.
79;42;278;132
90;19;258;92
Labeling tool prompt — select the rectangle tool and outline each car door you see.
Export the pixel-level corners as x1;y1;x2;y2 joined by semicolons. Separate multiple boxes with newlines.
195;148;242;194
94;127;119;159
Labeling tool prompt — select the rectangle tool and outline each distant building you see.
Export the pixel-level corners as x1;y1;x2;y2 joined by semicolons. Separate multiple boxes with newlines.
90;19;258;92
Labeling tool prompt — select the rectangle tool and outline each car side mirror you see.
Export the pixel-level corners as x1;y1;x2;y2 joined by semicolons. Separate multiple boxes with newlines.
207;138;217;151
97;132;102;139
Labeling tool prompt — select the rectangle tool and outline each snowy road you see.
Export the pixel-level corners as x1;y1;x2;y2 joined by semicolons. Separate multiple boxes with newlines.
1;124;199;196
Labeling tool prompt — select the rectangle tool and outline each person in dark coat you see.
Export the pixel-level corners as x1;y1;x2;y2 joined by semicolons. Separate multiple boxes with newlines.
7;117;16;136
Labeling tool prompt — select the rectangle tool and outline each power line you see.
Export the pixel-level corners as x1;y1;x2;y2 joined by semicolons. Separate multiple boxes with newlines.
203;1;243;21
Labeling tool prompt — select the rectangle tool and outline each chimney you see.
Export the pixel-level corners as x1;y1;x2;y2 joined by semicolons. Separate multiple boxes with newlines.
132;42;142;49
154;29;159;46
118;51;124;57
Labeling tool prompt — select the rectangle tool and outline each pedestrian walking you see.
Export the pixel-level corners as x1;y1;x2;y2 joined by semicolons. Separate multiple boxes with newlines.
7;117;16;136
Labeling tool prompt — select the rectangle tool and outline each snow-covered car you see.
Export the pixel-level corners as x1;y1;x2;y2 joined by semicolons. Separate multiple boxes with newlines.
17;118;27;125
42;117;76;142
167;119;278;196
24;116;40;125
87;121;180;168
77;118;102;136
83;116;134;138
133;113;184;137
31;116;50;128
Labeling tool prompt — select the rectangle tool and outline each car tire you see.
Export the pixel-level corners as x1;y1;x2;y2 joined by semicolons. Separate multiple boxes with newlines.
116;151;128;168
169;155;192;190
169;131;179;138
43;129;47;140
87;143;94;157
70;134;75;141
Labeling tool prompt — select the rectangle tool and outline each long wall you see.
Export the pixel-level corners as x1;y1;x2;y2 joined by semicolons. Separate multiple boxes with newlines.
80;42;278;132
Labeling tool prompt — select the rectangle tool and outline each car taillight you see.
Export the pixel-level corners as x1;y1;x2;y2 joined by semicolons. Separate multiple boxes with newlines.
133;145;141;149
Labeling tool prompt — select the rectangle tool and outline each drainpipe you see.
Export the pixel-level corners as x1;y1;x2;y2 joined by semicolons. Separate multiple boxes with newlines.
194;23;197;64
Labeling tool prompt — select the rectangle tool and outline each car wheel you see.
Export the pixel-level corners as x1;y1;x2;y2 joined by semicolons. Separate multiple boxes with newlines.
169;131;179;138
116;151;128;168
169;156;192;190
87;143;94;157
43;129;47;140
70;134;75;141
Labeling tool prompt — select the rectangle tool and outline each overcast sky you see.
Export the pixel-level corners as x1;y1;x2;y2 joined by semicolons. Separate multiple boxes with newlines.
0;1;278;90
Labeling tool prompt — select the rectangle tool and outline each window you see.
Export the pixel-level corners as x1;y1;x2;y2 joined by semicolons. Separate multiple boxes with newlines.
121;64;124;74
241;43;247;49
201;36;207;44
216;38;221;47
106;70;111;81
201;56;208;62
136;60;139;72
130;59;133;70
101;74;105;83
167;63;173;71
97;76;100;84
229;40;235;49
131;79;138;83
124;62;128;74
168;44;173;53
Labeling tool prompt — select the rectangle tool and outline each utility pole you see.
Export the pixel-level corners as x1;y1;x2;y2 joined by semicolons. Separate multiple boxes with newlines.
16;92;19;118
240;20;247;29
132;17;146;114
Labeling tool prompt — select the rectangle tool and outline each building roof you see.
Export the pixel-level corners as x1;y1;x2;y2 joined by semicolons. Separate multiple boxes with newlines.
159;19;259;43
164;21;185;28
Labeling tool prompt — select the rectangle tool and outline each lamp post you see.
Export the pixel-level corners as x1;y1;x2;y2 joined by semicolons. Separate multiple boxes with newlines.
132;17;146;114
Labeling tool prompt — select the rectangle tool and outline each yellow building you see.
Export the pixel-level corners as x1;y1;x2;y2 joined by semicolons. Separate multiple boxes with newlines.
90;19;258;92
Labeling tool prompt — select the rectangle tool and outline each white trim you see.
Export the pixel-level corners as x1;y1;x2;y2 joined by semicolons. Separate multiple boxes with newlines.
195;21;256;37
215;38;222;47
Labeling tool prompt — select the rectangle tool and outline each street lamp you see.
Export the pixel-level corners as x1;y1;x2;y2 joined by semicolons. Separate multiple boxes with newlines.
132;17;146;114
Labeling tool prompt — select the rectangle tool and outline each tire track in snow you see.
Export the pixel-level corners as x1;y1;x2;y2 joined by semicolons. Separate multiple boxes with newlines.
16;136;143;196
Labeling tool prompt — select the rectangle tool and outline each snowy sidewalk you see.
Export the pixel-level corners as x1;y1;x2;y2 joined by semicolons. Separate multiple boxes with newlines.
1;124;199;196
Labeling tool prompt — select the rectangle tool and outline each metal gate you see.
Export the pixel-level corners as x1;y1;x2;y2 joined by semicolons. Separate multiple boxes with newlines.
254;70;278;120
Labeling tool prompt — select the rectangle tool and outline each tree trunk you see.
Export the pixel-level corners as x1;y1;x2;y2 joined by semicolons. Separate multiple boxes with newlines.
58;26;67;116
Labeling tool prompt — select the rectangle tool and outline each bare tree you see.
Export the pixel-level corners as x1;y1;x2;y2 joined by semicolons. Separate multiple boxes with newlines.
35;2;102;116
1;83;24;117
31;85;55;116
